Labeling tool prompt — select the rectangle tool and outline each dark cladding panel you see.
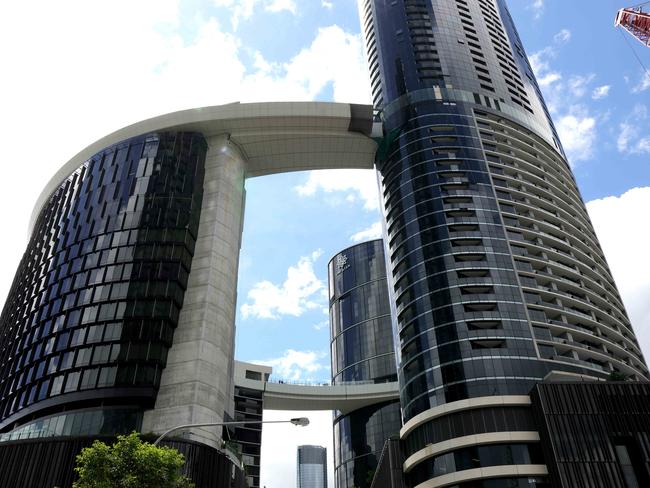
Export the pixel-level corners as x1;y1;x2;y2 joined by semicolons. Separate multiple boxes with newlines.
401;405;535;458
0;436;247;488
531;382;650;488
369;438;406;488
334;401;402;488
0;132;207;431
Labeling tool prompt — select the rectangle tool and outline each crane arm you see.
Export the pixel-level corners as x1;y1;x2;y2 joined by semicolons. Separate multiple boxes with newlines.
616;7;650;47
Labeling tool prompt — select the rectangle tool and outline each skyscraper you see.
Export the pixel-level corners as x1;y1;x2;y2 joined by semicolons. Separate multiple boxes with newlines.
298;445;328;488
329;240;402;488
359;0;649;486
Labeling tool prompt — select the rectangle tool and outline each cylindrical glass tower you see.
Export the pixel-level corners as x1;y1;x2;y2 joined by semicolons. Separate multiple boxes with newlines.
329;239;396;385
359;0;649;486
329;240;402;488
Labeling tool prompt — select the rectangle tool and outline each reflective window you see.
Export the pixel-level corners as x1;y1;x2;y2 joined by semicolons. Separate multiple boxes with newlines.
0;132;207;424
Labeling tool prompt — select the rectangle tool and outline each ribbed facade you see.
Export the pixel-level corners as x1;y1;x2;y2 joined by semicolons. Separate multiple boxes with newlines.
0;132;206;433
359;0;649;486
329;240;402;488
0;436;248;488
298;445;328;488
531;382;650;488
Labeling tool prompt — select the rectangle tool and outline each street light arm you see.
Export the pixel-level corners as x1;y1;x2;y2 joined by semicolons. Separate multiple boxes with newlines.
152;417;309;446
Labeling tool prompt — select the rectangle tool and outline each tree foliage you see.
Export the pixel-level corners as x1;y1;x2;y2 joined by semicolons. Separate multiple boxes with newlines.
73;432;194;488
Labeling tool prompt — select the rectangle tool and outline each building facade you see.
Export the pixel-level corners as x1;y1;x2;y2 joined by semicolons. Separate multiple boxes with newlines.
298;445;328;488
531;381;650;488
0;1;649;485
0;102;378;487
329;240;402;488
231;361;272;488
359;0;649;486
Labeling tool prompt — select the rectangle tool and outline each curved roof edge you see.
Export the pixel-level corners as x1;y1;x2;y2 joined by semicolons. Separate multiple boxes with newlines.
29;101;378;235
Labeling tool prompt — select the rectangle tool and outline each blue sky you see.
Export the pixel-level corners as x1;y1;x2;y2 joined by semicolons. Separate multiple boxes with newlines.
0;0;649;486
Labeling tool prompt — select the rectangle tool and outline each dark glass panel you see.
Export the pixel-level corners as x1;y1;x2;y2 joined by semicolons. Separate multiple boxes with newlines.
0;132;207;429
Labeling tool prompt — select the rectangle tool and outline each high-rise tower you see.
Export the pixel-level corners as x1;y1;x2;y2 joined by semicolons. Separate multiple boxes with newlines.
359;0;649;486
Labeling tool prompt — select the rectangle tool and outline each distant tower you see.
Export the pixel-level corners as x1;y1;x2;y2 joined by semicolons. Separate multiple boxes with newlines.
297;445;328;488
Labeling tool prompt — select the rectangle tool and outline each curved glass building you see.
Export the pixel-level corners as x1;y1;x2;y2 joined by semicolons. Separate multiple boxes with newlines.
359;0;649;486
329;240;402;488
0;132;206;432
0;102;378;486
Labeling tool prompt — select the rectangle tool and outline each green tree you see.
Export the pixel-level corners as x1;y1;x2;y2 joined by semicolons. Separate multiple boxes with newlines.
73;432;194;488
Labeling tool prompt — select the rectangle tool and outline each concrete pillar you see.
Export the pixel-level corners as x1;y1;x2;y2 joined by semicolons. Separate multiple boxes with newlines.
142;134;246;448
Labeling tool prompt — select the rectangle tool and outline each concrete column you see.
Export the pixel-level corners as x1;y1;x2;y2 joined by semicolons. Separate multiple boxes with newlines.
142;134;246;448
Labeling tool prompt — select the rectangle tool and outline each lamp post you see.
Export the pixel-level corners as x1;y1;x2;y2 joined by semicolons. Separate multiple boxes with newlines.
152;417;310;446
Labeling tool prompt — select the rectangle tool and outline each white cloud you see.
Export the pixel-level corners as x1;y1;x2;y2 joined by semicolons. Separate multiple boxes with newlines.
555;108;597;164
241;251;325;319
280;26;371;103
265;0;297;14
529;0;544;19
592;85;611;100
233;25;370;103
554;29;571;43
213;0;256;29
538;72;562;88
618;123;636;153
633;71;650;93
529;30;573;92
529;34;601;165
0;9;373;310
529;47;553;77
618;127;650;155
254;349;327;381
260;409;335;488
617;105;650;155
295;169;379;210
214;0;297;29
322;0;334;9
587;188;650;359
638;138;650;153
350;221;383;242
529;47;562;92
312;320;329;331
567;74;595;98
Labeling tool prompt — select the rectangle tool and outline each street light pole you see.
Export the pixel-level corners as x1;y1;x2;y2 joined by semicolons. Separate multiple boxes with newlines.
153;417;310;446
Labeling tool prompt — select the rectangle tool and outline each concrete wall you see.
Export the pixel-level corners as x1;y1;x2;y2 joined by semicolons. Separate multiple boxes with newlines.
142;135;246;447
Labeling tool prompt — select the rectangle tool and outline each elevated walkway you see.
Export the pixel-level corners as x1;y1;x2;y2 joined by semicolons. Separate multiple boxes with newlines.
234;361;399;414
251;379;398;414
